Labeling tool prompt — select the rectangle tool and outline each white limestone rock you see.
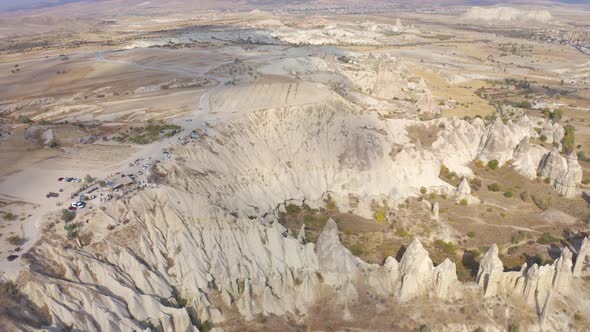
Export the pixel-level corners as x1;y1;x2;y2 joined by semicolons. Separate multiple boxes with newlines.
512;137;548;179
552;247;573;293
516;115;539;139
477;118;526;166
537;147;567;183
573;236;590;277
297;223;306;244
398;239;435;301
316;219;366;275
432;118;484;176
432;201;440;219
433;258;457;298
539;122;564;144
554;151;583;198
456;178;479;204
415;80;438;115
476;244;504;297
396;239;457;301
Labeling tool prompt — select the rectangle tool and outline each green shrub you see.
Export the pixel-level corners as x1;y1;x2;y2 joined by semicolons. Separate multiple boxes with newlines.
396;228;410;237
98;180;107;187
439;164;453;179
551;109;563;122
562;124;575;154
176;296;188;308
61;209;76;222
509;324;520;332
325;196;337;210
418;325;432;332
488;183;500;192
537;232;560;245
539;134;547;142
200;321;213;332
583;178;590;185
63;223;77;231
507;246;519;255
487;160;499;170
6;235;22;246
503;191;513;198
520;191;530;201
475;160;484;168
434;240;457;256
19;115;33;124
469;178;482;191
467;232;476;238
543;177;551;184
2;212;17;221
350;245;366;256
511;231;525;244
420;187;427;195
459;199;468;206
532;195;553;210
543;109;551;118
374;208;386;222
285;204;301;215
512;101;531;109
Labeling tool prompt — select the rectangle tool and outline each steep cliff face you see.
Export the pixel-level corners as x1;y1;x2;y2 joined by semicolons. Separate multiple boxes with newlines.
512;137;548;179
476;117;529;166
167;102;456;219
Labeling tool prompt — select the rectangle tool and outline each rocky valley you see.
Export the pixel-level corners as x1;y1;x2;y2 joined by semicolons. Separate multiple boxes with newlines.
1;1;590;331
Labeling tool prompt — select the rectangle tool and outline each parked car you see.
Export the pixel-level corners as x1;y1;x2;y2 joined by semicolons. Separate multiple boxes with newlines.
71;201;86;209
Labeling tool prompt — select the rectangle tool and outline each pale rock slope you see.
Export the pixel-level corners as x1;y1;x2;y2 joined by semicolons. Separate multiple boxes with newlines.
513;137;548;179
476;118;528;166
5;99;587;331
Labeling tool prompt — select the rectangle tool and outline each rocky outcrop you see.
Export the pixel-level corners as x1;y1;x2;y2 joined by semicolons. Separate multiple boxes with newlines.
455;178;479;204
432;201;440;219
477;245;574;308
432;118;484;176
372;59;407;100
537;148;581;197
573;236;590;277
316;219;366;275
540;122;564;144
397;239;457;301
476;244;504;297
415;79;438;116
477;118;527;165
537;147;567;183
512;137;548;179
554;151;583;198
167;102;455;219
516;115;539;139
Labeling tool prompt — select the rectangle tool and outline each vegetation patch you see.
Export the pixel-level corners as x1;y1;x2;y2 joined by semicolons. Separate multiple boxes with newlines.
113;123;180;144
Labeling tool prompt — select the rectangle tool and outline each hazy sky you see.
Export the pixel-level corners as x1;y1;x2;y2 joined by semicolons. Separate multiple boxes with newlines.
1;0;587;12
0;0;86;11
